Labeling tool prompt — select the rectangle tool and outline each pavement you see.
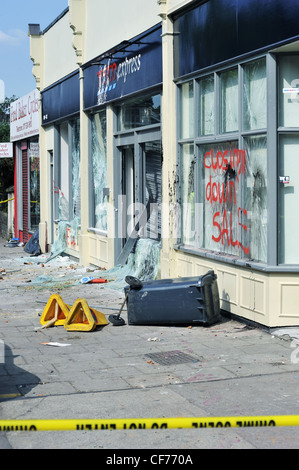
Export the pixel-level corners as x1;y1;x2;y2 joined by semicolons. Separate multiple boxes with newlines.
1;236;299;451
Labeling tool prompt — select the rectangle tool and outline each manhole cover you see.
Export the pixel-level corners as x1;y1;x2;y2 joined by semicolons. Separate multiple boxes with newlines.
144;350;199;365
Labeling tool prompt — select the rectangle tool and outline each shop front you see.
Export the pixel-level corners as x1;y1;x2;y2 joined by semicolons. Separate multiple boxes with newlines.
40;71;80;255
82;24;163;267
29;2;163;268
10;90;40;243
163;0;299;327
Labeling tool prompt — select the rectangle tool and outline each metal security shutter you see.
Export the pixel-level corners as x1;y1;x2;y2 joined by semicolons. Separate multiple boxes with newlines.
145;143;162;240
22;150;29;242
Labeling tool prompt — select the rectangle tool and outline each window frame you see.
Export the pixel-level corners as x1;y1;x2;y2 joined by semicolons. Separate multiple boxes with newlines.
53;117;81;224
277;53;299;266
177;54;272;269
88;109;108;233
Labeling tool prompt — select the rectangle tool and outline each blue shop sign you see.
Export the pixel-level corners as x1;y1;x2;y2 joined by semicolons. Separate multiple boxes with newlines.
174;0;299;78
41;71;80;125
83;24;162;109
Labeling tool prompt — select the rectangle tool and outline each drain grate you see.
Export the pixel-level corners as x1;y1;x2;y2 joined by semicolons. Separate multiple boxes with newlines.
144;350;199;366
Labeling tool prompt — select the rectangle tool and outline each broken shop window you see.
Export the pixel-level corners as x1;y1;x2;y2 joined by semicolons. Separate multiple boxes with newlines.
199;141;243;256
30;153;40;231
198;74;214;136
220;68;238;133
243;58;267;131
91;111;107;231
243;135;267;263
181;139;268;262
55;119;81;224
71;119;81;221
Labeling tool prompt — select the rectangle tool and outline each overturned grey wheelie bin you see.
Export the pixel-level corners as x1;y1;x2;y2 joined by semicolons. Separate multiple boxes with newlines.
123;270;221;326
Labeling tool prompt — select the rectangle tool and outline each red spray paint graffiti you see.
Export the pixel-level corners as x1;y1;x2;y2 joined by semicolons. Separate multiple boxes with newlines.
204;148;249;255
204;148;246;182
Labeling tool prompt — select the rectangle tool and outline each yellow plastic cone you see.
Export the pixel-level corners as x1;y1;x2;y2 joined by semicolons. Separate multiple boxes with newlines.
40;294;70;328
64;299;108;332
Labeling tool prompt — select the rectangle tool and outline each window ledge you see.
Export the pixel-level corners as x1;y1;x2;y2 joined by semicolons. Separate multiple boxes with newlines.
87;227;108;237
54;219;81;230
174;244;299;273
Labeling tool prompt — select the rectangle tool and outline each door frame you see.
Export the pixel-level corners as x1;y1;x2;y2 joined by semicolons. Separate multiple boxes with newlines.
114;127;161;261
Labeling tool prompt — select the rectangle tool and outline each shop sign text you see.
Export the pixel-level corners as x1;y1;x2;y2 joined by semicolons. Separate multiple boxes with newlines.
0;143;13;159
10;90;40;142
97;54;142;104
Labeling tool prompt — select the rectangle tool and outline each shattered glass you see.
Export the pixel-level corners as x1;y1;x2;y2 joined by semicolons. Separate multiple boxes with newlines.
198;141;240;256
199;75;214;136
243;135;267;262
91;111;107;231
31;273;77;291
99;238;161;290
243;58;267;131
49;221;68;259
180;81;194;139
180;58;268;263
52;119;81;259
71;119;81;220
57;119;80;223
220;68;238;133
30;153;40;230
58;190;69;221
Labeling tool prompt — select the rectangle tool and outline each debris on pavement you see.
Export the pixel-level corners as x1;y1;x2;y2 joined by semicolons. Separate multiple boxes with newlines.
80;276;108;284
4;238;20;247
24;228;41;256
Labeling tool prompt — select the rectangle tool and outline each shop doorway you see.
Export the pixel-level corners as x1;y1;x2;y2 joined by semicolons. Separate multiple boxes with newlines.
278;134;299;264
117;133;162;254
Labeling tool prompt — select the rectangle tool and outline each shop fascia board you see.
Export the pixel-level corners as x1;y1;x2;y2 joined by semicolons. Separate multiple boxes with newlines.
81;23;161;70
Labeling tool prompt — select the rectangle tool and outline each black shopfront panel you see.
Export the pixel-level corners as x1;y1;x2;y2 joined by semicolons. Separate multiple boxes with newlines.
174;0;299;78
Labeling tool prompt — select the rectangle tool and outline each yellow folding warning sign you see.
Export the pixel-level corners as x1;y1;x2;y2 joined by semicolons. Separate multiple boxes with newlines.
64;298;108;332
40;294;70;328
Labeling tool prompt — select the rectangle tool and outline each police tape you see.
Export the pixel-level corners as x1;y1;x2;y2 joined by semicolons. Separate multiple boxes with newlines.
0;197;14;204
0;198;38;204
1;415;299;432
